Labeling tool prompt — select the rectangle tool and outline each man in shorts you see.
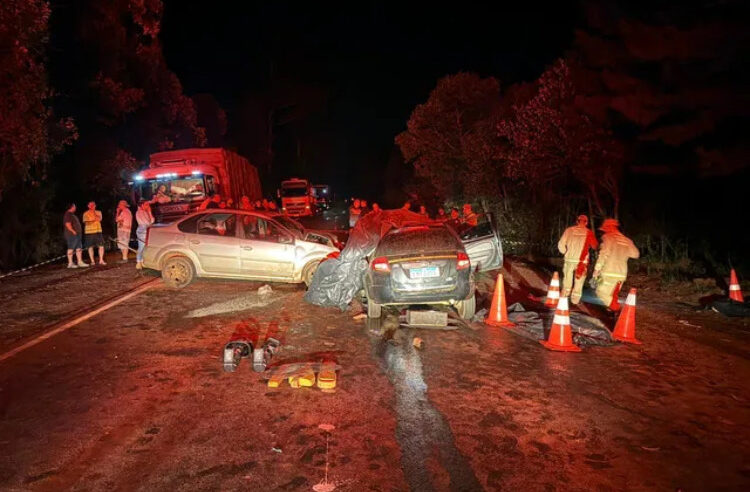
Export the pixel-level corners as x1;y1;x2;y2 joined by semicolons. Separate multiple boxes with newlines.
64;203;88;268
83;201;107;265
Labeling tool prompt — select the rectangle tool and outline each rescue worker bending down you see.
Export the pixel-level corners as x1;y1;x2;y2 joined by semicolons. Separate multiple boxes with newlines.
592;218;639;310
557;214;598;304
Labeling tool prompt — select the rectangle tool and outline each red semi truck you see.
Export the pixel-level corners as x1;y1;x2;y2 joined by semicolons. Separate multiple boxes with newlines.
131;148;262;222
279;177;315;217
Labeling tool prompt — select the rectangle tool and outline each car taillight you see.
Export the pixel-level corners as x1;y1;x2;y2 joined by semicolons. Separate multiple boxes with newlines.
456;252;470;270
371;256;391;273
145;227;151;246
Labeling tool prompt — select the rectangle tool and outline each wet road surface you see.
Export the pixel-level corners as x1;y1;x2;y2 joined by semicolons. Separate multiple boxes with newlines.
0;258;749;490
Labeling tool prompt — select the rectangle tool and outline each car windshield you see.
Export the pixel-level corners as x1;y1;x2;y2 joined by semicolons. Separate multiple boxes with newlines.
280;185;307;197
272;215;305;236
376;225;460;257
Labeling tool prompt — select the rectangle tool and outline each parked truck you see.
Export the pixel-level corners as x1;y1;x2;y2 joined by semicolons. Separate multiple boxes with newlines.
279;178;315;217
131;148;262;223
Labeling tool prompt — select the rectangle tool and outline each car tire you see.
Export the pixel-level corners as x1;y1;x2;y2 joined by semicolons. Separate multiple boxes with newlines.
367;300;382;318
161;256;195;289
302;260;320;287
456;294;476;320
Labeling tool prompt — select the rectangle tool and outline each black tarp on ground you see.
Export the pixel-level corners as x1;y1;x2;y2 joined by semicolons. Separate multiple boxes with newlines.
710;299;750;317
501;302;615;347
304;209;430;310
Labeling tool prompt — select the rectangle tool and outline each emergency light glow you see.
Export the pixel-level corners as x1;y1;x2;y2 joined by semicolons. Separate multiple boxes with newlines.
134;174;144;181
191;170;201;175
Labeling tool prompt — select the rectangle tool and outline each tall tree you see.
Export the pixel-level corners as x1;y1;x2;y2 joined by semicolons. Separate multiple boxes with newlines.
0;0;76;269
396;73;502;200
0;0;75;198
498;59;624;216
59;0;206;195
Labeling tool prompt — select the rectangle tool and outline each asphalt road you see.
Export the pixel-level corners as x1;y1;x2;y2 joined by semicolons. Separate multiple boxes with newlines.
0;257;748;491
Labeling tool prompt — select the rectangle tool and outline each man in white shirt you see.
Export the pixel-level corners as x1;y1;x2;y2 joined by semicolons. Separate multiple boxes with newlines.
115;200;133;262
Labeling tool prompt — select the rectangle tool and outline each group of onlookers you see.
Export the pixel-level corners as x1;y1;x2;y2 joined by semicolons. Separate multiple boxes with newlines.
198;194;278;212
348;198;381;227
64;199;155;270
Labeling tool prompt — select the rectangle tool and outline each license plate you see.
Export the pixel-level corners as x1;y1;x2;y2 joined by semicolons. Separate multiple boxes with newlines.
410;266;439;278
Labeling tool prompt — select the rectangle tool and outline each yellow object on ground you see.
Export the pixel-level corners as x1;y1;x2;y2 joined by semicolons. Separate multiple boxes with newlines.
289;368;316;388
317;362;337;390
267;374;284;388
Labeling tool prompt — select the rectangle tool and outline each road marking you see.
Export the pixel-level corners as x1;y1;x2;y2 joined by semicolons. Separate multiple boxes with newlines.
0;279;160;363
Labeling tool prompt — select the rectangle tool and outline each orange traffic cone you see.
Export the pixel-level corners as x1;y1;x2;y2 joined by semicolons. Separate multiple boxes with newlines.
540;297;581;352
612;288;641;344
544;272;561;308
485;273;515;327
729;269;744;303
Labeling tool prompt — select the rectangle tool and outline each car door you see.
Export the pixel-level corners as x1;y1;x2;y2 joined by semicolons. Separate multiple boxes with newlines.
457;212;503;272
238;215;295;279
189;212;241;274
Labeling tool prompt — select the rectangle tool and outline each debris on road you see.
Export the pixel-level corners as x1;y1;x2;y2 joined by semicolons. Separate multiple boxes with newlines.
352;313;367;321
258;284;273;296
317;360;337;390
405;309;447;328
263;361;341;390
412;337;423;349
271;447;283;454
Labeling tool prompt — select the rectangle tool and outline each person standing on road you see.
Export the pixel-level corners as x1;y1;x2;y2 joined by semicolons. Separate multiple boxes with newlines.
418;205;429;218
135;200;155;270
592;218;640;311
557;214;598;305
83;201;106;265
436;208;448;222
63;204;88;268
115;200;133;263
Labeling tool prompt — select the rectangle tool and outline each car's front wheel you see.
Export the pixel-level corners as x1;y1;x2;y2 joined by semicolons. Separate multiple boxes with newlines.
161;256;195;289
455;294;476;320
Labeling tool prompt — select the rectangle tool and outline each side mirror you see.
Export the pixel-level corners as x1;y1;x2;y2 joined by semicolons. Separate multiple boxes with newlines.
279;235;294;245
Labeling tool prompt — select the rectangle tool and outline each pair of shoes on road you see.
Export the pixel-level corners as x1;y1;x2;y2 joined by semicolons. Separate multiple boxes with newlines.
118;259;128;264
99;260;107;266
67;263;77;269
135;261;143;270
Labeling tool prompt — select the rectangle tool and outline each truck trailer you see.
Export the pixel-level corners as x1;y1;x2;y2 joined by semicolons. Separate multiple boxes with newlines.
131;148;262;222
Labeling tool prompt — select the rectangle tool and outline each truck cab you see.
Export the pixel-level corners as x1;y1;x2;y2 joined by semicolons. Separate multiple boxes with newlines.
279;178;314;217
132;166;218;223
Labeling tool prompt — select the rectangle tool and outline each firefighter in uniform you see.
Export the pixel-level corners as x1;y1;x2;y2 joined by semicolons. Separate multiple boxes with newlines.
592;218;640;310
557;214;598;304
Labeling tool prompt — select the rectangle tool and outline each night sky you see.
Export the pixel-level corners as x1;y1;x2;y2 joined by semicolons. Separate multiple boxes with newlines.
161;2;580;197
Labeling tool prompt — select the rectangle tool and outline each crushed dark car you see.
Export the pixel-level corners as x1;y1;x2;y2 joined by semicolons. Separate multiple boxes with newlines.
363;223;476;319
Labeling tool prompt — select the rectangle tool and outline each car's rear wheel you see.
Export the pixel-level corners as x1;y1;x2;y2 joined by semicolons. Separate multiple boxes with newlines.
367;299;382;318
302;260;320;287
161;256;195;289
455;294;476;320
